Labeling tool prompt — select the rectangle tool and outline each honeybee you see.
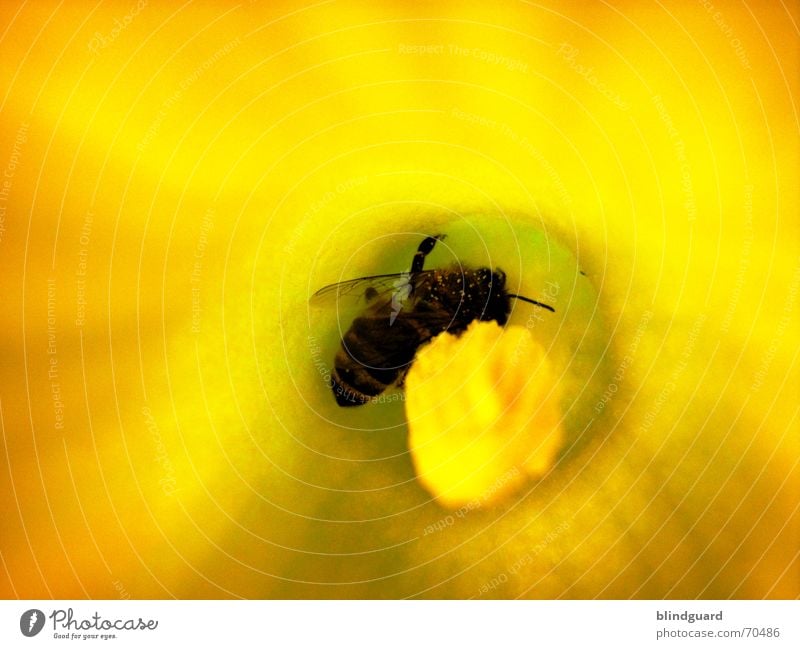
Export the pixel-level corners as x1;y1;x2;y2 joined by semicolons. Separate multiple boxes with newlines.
311;234;555;406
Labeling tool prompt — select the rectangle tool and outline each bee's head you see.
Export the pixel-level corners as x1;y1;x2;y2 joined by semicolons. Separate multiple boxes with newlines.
491;268;506;292
474;267;507;294
470;267;511;324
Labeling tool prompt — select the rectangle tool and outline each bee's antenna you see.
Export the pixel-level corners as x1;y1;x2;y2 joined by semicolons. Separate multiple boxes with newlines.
507;294;556;313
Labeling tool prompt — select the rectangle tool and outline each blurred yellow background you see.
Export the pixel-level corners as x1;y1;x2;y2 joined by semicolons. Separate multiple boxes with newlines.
0;0;797;598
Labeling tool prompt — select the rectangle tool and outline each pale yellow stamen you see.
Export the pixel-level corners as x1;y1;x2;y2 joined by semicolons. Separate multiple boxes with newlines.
405;321;564;508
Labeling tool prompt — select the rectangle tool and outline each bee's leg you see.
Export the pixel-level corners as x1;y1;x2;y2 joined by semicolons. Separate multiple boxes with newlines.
410;234;446;273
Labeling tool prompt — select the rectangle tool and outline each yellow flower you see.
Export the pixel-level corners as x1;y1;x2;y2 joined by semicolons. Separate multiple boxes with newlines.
0;1;796;598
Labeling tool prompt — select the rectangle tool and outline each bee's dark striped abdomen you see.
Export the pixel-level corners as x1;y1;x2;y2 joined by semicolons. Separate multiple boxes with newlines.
331;315;424;406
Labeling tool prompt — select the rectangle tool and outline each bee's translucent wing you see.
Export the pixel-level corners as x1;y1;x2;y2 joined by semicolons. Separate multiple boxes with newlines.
310;272;432;308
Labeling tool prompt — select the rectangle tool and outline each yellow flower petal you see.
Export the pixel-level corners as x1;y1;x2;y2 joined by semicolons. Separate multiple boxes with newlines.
0;1;796;599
